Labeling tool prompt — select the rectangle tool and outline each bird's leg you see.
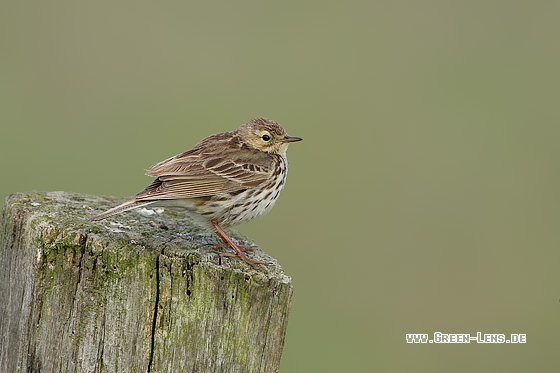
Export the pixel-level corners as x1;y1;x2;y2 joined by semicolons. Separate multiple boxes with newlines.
211;219;268;266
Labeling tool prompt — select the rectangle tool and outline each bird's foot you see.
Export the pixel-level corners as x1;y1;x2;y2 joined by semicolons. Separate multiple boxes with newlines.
211;219;268;266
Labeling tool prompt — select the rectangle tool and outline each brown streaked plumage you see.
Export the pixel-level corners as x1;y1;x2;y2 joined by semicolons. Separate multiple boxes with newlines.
90;117;302;265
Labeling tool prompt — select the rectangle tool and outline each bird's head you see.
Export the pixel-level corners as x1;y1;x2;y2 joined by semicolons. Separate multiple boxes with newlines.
238;118;302;155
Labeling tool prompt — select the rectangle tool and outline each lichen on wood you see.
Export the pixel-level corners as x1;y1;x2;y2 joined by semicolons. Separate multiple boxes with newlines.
0;191;292;373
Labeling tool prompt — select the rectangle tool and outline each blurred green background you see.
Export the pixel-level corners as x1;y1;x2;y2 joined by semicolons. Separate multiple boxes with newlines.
2;1;559;371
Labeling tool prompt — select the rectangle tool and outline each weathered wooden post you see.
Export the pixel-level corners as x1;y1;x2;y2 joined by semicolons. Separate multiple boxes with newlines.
0;191;292;373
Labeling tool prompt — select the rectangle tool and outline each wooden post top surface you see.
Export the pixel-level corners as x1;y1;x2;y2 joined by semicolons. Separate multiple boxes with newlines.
6;190;291;274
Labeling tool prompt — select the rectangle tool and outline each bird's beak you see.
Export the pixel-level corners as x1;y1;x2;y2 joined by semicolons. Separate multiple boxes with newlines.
283;135;303;143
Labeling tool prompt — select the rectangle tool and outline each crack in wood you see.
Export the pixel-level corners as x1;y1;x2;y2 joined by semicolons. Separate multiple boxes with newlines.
147;250;161;373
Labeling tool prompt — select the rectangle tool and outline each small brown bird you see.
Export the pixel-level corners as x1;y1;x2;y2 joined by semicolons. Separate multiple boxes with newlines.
90;118;302;265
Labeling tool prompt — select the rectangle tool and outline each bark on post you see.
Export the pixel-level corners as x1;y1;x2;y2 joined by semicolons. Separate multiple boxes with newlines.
0;191;292;373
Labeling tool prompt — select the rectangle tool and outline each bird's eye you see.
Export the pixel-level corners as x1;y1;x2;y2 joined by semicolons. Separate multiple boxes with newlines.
262;134;271;142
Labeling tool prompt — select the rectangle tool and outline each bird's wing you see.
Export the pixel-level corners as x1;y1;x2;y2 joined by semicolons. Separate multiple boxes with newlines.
135;149;273;200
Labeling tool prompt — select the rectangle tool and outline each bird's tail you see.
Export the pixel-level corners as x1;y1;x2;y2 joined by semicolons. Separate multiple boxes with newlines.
89;199;154;221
